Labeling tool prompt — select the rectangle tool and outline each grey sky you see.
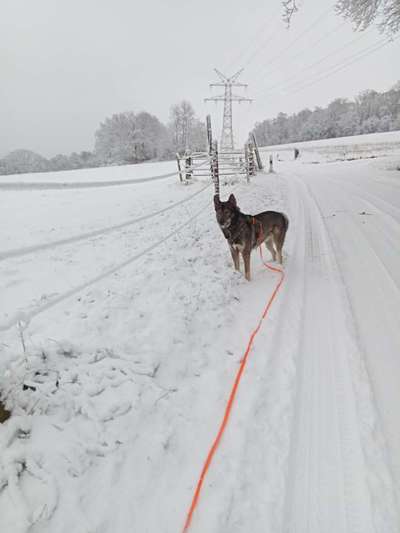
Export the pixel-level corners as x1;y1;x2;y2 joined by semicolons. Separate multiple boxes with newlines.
1;0;399;158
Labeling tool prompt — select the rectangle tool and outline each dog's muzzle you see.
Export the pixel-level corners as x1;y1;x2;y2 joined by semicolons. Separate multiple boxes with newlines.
220;221;231;229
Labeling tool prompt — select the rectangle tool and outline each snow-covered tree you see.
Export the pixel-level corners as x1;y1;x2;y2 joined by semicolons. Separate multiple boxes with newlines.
47;151;98;172
134;112;170;160
189;119;207;152
282;0;400;34
168;100;206;154
355;90;380;123
326;98;353;137
49;153;71;171
360;115;381;133
95;112;138;165
338;108;361;136
251;84;400;145
94;111;168;165
335;0;400;34
0;149;49;175
169;101;195;154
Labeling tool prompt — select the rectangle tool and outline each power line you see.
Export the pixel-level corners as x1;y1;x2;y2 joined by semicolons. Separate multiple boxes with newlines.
251;5;333;84
284;36;399;96
252;19;347;89
240;20;282;70
223;8;281;73
227;4;333;80
252;26;373;98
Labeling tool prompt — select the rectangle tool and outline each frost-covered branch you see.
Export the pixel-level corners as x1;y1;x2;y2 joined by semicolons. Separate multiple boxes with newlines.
282;0;299;28
283;0;400;34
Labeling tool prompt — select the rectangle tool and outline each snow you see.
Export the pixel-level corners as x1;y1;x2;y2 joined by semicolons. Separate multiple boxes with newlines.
0;160;177;184
1;135;400;532
260;129;400;164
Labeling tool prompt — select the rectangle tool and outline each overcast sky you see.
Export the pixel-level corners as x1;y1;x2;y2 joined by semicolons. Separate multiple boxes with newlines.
1;0;399;158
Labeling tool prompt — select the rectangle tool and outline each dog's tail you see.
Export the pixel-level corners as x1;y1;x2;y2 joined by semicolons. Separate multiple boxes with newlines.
282;213;289;232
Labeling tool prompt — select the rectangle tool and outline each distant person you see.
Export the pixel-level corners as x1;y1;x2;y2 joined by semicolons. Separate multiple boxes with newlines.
294;148;300;160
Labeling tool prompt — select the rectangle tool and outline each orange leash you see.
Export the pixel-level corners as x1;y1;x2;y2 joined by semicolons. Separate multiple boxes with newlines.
182;246;285;532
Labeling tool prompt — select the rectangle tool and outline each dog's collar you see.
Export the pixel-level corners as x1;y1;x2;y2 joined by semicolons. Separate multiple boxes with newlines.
250;216;265;246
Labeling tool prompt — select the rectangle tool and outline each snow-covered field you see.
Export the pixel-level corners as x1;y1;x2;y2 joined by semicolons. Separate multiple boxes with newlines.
0;160;178;185
261;129;400;164
1;133;400;532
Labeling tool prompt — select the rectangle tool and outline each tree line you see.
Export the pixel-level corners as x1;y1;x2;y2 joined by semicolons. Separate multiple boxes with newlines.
252;83;400;147
0;101;206;175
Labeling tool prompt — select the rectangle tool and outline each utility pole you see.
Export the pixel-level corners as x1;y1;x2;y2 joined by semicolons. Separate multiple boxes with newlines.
205;68;252;152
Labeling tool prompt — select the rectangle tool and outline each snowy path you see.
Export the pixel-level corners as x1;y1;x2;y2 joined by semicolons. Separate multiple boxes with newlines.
188;161;400;533
1;156;400;532
282;173;399;533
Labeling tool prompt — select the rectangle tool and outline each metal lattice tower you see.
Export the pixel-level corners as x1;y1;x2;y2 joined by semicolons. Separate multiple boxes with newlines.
205;68;252;151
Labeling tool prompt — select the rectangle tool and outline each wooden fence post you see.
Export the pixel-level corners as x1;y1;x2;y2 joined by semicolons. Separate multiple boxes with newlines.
211;140;219;197
248;142;256;177
176;153;183;182
185;151;192;182
206;115;213;155
251;133;263;170
245;143;250;183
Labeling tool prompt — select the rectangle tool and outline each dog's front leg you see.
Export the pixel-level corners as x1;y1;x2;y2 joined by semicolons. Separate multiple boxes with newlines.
243;251;251;281
230;245;240;271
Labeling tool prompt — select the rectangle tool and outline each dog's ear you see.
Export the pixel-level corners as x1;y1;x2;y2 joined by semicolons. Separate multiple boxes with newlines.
228;194;237;208
214;195;221;208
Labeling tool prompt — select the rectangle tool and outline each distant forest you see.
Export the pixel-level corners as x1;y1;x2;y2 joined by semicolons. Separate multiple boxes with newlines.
0;101;206;176
252;83;400;147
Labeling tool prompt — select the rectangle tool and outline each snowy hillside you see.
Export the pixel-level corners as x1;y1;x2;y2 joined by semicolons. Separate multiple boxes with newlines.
1;135;400;532
261;129;400;163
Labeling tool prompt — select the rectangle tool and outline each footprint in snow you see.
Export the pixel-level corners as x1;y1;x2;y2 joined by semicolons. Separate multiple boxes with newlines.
101;401;132;422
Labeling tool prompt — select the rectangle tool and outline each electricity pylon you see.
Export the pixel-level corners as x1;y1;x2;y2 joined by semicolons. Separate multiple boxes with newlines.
205;68;252;151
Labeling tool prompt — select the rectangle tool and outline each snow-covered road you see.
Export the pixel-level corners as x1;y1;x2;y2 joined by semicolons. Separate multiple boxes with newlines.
280;164;400;533
1;153;399;532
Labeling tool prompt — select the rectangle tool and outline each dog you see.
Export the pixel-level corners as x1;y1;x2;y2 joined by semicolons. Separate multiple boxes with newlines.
214;193;288;281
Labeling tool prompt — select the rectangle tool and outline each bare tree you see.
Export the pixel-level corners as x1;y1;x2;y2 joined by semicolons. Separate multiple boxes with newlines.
336;0;400;34
169;100;196;154
282;0;400;34
282;0;298;28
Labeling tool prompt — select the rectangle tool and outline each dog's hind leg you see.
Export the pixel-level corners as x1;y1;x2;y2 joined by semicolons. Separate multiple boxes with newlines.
230;245;240;271
273;233;284;264
265;235;277;262
242;251;251;281
273;225;287;264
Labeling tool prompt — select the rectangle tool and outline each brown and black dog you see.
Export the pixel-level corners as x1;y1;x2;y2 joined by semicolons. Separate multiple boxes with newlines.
214;193;288;281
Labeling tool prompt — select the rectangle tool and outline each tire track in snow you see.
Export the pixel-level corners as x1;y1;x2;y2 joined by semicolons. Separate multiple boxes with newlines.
284;173;399;532
0;161;209;191
0;182;212;262
311;174;400;292
211;174;307;533
322;172;400;222
305;175;400;524
185;173;297;533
